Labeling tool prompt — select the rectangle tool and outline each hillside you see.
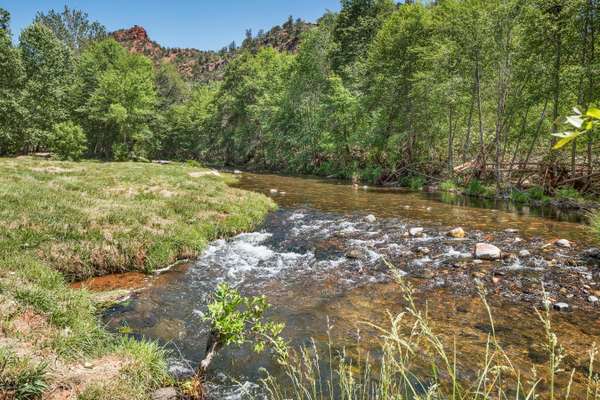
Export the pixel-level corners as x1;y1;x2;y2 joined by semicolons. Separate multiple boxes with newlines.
112;18;312;82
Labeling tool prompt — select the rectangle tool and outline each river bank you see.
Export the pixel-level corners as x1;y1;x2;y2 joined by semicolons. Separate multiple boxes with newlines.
0;158;274;399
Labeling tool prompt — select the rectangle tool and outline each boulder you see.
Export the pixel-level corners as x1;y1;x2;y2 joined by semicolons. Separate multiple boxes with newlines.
589;295;599;304
518;249;531;258
583;248;600;259
555;239;571;248
448;227;465;239
364;214;377;223
474;243;501;260
151;387;178;400
409;227;424;237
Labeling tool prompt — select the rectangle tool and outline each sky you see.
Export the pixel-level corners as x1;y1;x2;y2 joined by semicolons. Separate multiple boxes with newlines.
4;0;341;50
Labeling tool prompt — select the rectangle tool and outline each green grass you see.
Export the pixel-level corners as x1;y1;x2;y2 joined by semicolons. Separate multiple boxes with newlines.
0;157;275;399
0;348;48;400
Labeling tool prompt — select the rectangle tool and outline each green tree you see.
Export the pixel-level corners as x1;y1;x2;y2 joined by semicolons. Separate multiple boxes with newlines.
331;0;395;77
0;10;25;155
34;6;106;54
19;23;73;153
75;38;157;159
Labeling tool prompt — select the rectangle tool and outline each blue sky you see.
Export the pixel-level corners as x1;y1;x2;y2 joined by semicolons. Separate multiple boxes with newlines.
4;1;341;50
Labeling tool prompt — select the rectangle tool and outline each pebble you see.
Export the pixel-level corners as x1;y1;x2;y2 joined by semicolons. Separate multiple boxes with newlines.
83;362;93;369
416;246;430;255
448;227;465;239
553;302;569;311
364;214;377;223
474;243;501;260
415;269;434;279
409;227;424;237
346;249;362;259
519;250;531;258
555;239;571;248
588;295;599;304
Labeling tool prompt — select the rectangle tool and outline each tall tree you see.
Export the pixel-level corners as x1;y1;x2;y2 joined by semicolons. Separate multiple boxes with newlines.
19;23;73;153
34;6;106;54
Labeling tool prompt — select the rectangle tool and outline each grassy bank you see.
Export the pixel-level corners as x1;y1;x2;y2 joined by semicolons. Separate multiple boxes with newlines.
0;157;275;399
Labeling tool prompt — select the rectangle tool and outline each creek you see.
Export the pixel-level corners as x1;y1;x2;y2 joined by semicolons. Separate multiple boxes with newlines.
83;173;600;398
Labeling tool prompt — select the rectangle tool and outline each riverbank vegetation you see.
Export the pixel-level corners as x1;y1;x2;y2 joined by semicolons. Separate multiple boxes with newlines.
263;275;600;400
2;1;599;196
0;157;274;398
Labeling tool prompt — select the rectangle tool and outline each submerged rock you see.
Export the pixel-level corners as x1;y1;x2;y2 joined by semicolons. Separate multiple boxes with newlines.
553;302;569;311
448;227;465;238
583;248;600;259
474;243;501;260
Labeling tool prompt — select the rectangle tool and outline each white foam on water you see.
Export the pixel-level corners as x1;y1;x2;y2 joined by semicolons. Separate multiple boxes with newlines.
288;212;306;220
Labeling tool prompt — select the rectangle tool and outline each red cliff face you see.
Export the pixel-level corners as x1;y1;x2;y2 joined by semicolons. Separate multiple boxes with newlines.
111;21;312;82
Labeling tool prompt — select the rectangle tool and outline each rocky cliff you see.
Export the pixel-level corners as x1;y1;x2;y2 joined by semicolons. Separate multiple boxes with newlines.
112;19;312;82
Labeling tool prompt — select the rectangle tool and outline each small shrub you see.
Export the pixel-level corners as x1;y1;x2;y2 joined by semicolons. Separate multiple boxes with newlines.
111;143;129;161
400;175;426;191
510;189;529;204
359;166;383;184
527;186;546;201
555;186;583;202
186;160;203;168
439;179;458;192
465;179;485;196
49;122;87;161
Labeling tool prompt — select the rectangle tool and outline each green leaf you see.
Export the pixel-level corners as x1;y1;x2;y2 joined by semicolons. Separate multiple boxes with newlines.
553;131;583;150
586;107;600;120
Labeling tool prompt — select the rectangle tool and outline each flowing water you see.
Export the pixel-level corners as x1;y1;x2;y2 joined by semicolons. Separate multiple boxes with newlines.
89;173;600;398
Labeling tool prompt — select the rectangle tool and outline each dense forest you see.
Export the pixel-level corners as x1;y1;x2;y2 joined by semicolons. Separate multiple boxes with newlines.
1;0;599;195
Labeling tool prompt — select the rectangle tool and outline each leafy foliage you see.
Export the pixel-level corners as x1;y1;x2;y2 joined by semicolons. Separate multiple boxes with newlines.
204;283;285;353
49;121;87;160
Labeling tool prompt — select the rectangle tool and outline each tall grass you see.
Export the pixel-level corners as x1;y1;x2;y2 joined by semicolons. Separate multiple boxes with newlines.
263;267;600;400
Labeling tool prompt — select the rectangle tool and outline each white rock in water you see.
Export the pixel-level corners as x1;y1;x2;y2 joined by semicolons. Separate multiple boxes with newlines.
269;188;278;194
409;227;424;237
588;295;599;304
553;302;569;311
447;227;465;238
555;239;571;248
504;228;519;234
519;249;531;258
233;170;242;174
474;243;501;260
364;214;377;223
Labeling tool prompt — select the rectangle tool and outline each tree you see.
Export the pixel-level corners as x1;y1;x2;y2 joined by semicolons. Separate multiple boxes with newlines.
34;6;106;54
0;10;25;155
0;8;10;32
331;0;395;76
19;23;73;153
